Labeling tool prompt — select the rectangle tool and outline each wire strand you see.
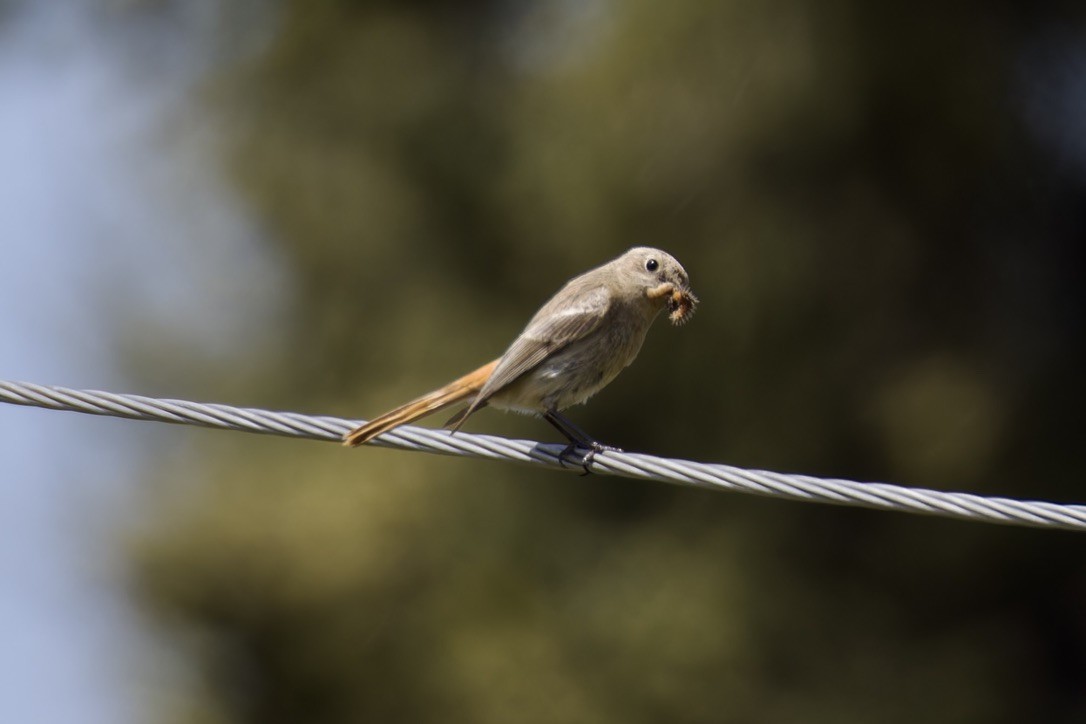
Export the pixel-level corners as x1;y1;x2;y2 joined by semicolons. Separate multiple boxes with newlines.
3;379;1084;532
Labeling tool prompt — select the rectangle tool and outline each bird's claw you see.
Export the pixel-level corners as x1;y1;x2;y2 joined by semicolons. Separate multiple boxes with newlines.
558;441;622;476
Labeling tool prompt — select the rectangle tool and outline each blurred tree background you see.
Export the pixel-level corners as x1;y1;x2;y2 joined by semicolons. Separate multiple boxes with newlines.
114;0;1086;722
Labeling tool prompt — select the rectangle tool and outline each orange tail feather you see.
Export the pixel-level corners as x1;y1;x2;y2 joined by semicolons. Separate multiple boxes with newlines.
343;359;499;447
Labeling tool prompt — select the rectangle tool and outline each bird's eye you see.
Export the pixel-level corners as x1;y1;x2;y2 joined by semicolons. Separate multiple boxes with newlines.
645;258;659;272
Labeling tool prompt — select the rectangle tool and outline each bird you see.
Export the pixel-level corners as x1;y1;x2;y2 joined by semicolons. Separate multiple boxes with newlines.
343;247;698;466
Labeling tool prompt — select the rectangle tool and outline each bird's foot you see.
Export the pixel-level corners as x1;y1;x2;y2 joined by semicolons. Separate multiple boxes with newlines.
558;441;622;476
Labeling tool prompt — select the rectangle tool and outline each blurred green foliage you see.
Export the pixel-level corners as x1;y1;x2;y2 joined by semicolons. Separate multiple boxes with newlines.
126;1;1086;722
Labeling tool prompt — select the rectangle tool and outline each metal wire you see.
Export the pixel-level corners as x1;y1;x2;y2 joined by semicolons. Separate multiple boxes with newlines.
2;379;1084;532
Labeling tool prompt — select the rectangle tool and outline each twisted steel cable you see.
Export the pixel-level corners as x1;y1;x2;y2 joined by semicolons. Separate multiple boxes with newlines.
3;379;1084;532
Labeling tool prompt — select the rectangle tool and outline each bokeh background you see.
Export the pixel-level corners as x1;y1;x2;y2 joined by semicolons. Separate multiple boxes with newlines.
2;0;1085;722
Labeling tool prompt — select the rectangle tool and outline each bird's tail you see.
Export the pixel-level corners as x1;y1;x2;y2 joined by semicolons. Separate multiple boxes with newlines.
342;359;499;447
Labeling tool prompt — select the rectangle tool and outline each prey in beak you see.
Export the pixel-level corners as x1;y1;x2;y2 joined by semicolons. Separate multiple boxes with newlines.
647;282;699;325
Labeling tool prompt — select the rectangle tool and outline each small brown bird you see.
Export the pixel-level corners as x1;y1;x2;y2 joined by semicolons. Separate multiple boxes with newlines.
343;247;698;464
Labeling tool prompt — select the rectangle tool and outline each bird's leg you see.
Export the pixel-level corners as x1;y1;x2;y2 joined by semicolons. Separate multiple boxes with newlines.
543;410;621;474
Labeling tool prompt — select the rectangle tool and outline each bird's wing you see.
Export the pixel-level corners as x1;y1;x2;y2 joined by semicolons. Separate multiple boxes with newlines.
450;284;612;427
